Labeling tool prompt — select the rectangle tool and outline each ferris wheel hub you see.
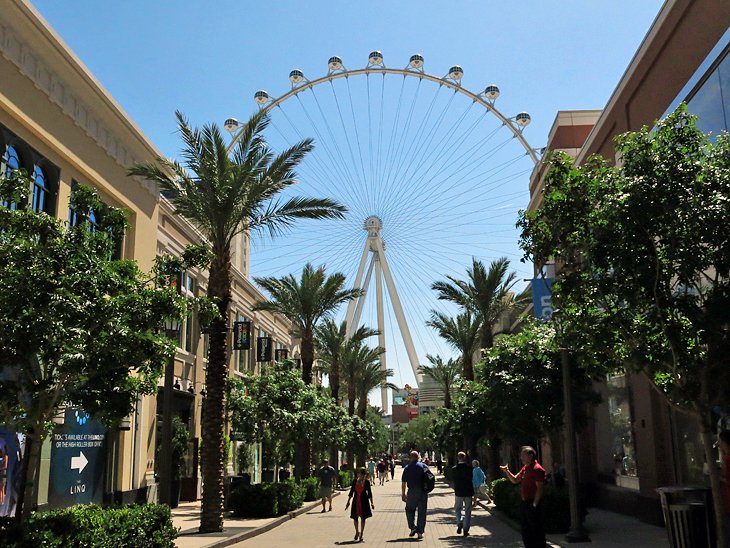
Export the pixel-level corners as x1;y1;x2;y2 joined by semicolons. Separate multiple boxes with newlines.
364;215;383;237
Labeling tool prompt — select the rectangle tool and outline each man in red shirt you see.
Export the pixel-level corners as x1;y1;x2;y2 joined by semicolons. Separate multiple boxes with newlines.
500;446;546;548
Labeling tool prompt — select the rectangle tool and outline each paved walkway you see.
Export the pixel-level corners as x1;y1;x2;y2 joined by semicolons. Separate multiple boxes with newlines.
235;471;523;547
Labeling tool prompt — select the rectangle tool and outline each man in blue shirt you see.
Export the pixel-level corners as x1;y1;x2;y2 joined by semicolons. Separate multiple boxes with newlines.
401;450;428;539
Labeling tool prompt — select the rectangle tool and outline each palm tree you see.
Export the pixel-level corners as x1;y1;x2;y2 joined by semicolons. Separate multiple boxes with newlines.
431;257;519;353
129;111;345;533
253;263;361;386
426;309;480;381
315;320;377;405
418;354;461;409
353;359;395;467
341;341;385;417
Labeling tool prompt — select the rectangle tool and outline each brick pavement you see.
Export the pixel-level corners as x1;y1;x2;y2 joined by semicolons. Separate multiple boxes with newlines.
235;469;524;547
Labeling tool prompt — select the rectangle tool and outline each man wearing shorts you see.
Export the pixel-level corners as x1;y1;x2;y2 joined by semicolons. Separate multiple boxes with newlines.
317;459;337;512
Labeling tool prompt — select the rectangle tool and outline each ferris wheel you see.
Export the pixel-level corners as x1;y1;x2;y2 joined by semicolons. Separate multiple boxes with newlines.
224;51;540;411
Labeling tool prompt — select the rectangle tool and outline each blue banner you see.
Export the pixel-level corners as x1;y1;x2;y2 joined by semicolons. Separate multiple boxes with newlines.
531;278;555;321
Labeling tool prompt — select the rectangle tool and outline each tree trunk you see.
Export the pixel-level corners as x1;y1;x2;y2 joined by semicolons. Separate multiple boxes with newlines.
462;353;474;382
301;330;314;385
701;413;727;547
444;387;452;410
479;324;493;356
356;400;367;467
199;250;231;533
330;359;340;404
15;426;41;521
486;437;501;484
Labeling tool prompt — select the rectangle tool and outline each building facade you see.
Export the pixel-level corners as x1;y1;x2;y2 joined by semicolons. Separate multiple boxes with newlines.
527;0;730;524
0;0;294;514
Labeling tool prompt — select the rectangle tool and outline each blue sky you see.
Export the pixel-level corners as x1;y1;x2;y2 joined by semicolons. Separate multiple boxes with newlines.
32;0;665;397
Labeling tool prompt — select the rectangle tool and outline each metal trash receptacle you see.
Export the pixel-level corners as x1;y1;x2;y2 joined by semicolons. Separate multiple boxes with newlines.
657;487;714;548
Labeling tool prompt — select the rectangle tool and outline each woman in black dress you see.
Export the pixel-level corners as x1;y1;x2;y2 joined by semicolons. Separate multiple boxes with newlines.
345;466;374;542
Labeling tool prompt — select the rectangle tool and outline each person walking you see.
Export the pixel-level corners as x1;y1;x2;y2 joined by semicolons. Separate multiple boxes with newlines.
500;446;546;548
472;459;492;505
367;457;376;483
317;459;337;512
376;459;387;485
401;450;429;539
389;456;395;480
452;451;474;537
345;466;374;542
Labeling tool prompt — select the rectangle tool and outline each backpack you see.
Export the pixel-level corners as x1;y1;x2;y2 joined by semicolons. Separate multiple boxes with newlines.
423;466;436;493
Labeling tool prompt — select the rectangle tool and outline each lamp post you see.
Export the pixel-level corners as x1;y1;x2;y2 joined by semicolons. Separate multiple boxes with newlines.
553;309;590;542
159;315;181;506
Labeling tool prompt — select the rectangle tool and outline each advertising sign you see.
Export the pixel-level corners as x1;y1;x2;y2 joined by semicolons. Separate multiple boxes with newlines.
48;408;106;508
256;336;273;362
0;427;21;517
274;348;288;362
233;321;251;350
531;277;555;321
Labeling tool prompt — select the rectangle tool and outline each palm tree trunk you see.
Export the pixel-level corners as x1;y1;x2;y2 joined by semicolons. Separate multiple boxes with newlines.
301;330;314;385
328;362;340;468
199;250;231;533
356;400;367;467
462;353;474;382
479;325;493;355
444;385;452;409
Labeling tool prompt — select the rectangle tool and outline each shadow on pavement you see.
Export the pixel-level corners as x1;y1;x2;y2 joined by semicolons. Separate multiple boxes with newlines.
385;538;422;543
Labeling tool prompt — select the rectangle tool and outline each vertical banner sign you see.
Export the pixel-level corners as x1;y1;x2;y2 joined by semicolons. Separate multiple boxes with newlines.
233;321;251;350
48;408;106;508
256;336;273;362
531;278;555;321
274;348;288;362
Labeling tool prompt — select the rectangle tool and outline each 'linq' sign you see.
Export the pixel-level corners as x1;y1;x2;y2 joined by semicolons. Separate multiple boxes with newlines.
531;278;554;321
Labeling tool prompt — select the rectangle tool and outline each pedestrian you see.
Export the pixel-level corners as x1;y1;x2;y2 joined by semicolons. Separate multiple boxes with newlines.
389;456;395;480
367;457;376;482
472;459;491;505
718;430;730;541
376;459;387;485
345;466;374;542
317;459;337;512
401;450;429;539
436;457;443;475
451;451;474;537
500;446;546;548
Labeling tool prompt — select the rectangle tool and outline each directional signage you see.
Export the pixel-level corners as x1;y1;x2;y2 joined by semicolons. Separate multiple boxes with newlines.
48;407;106;508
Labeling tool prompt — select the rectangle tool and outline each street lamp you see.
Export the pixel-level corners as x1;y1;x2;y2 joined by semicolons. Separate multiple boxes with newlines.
159;315;181;506
553;309;590;543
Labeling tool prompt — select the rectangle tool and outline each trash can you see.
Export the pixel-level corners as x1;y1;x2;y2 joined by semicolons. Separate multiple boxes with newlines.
657;487;714;548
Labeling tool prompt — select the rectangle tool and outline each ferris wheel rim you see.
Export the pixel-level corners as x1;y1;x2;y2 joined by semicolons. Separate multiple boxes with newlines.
227;62;540;164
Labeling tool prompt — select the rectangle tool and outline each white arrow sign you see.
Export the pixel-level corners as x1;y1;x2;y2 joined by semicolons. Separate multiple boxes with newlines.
71;451;88;474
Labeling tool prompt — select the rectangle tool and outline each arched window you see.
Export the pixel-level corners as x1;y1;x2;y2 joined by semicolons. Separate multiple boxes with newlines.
4;145;20;177
32;165;47;213
2;145;21;209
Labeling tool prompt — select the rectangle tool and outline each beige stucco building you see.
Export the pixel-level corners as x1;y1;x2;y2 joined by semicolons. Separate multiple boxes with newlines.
0;0;294;510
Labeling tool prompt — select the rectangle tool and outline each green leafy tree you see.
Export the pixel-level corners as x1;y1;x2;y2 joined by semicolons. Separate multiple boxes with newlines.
129;112;345;532
399;414;437;454
518;106;730;545
226;361;353;472
0;176;204;520
431;257;520;373
426;310;480;381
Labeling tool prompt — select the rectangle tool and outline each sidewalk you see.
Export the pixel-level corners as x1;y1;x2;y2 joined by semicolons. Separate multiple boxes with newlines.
481;500;669;547
171;492;341;548
233;470;524;547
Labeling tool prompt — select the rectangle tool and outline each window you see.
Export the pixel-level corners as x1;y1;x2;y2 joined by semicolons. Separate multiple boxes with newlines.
687;48;730;136
177;271;197;353
2;145;21;210
68;181;123;259
606;373;639;490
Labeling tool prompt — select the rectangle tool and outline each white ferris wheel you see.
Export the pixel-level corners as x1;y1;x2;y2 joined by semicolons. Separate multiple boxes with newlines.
224;52;540;412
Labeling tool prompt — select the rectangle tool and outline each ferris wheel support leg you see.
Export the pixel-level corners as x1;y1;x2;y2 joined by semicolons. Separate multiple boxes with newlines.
373;238;422;385
351;255;375;332
374;255;388;414
345;240;371;337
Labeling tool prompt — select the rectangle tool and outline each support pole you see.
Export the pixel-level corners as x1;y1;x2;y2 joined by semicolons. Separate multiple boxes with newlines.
375;255;388;413
160;351;175;506
351;254;375;332
345;240;371;337
561;347;590;542
373;238;422;383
